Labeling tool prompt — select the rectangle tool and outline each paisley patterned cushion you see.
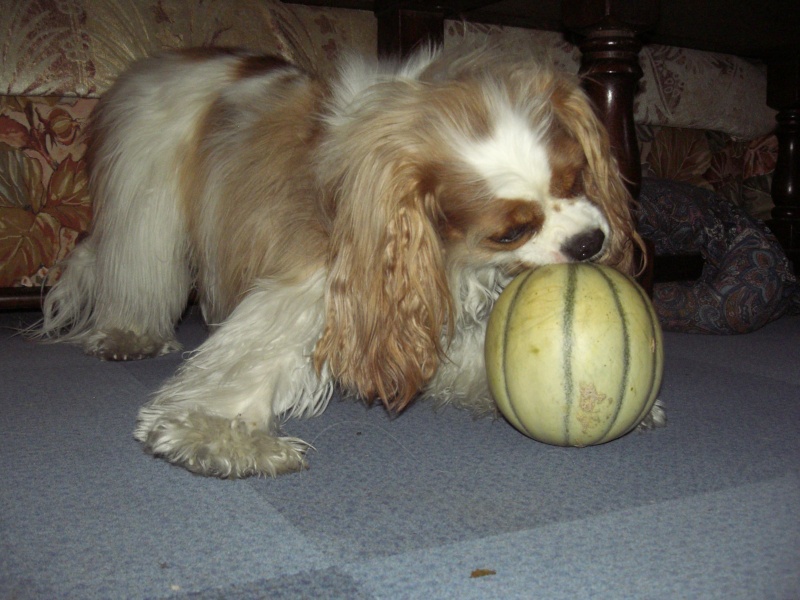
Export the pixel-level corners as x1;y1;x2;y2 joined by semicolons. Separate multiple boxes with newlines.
638;178;800;334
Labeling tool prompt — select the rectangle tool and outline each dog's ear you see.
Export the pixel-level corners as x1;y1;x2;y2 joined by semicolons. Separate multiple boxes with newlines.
313;99;452;411
551;78;645;276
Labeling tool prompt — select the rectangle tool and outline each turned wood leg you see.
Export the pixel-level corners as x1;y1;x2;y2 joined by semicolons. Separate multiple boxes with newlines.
769;107;799;270
575;29;644;199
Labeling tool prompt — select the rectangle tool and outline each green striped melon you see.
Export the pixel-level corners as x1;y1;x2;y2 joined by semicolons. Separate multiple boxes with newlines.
485;263;663;446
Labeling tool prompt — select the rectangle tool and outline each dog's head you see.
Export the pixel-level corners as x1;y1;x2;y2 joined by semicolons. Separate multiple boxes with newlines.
314;48;643;410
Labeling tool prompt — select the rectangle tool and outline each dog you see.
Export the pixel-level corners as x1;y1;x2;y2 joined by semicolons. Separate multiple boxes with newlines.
37;45;663;478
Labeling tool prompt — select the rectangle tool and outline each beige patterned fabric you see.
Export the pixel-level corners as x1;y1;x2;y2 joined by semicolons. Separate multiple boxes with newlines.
445;21;776;139
0;0;375;97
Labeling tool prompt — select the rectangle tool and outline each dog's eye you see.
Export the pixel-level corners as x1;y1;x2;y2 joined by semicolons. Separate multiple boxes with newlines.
491;225;529;245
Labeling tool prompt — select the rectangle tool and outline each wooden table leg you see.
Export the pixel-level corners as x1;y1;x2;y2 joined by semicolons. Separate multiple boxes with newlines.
573;28;645;200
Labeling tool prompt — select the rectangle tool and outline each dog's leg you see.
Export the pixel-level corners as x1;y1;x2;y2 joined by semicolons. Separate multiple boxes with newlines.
423;268;504;416
37;194;191;360
636;400;667;430
38;217;191;361
61;171;191;360
424;317;497;417
134;273;332;478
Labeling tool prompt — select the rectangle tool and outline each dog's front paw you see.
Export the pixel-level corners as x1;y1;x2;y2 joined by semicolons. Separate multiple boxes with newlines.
636;399;666;431
135;410;309;478
84;329;180;361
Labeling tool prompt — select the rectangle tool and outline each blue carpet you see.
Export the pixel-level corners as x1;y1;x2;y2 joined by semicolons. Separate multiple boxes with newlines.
1;310;798;599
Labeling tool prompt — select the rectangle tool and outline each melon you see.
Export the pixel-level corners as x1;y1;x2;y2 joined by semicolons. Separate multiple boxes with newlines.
485;263;663;446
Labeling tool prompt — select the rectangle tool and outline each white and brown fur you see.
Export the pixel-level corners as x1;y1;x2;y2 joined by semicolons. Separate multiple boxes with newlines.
36;45;664;478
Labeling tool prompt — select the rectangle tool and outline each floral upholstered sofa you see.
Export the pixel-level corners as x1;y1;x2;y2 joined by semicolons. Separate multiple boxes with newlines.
0;0;795;331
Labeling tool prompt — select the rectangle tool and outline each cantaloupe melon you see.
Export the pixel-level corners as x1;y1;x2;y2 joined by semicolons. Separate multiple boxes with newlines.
485;263;663;446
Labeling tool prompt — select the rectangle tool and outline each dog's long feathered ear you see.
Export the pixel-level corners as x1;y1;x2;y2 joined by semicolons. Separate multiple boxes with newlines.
313;94;452;411
552;79;645;276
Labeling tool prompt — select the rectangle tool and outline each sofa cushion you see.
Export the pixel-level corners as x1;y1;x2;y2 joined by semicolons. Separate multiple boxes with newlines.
638;178;799;334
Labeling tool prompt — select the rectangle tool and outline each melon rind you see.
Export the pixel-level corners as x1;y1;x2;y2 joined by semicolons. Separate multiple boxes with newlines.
485;263;664;446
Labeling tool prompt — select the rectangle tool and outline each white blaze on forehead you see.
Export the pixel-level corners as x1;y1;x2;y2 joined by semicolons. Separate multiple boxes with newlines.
456;104;552;199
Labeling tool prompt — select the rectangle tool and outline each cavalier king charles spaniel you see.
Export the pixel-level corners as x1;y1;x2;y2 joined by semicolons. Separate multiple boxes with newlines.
38;45;664;478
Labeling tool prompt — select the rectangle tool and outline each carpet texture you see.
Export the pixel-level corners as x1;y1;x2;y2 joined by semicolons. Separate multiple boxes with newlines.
1;310;798;599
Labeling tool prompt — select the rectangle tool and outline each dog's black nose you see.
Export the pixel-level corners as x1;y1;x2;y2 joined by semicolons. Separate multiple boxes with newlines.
563;228;606;262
